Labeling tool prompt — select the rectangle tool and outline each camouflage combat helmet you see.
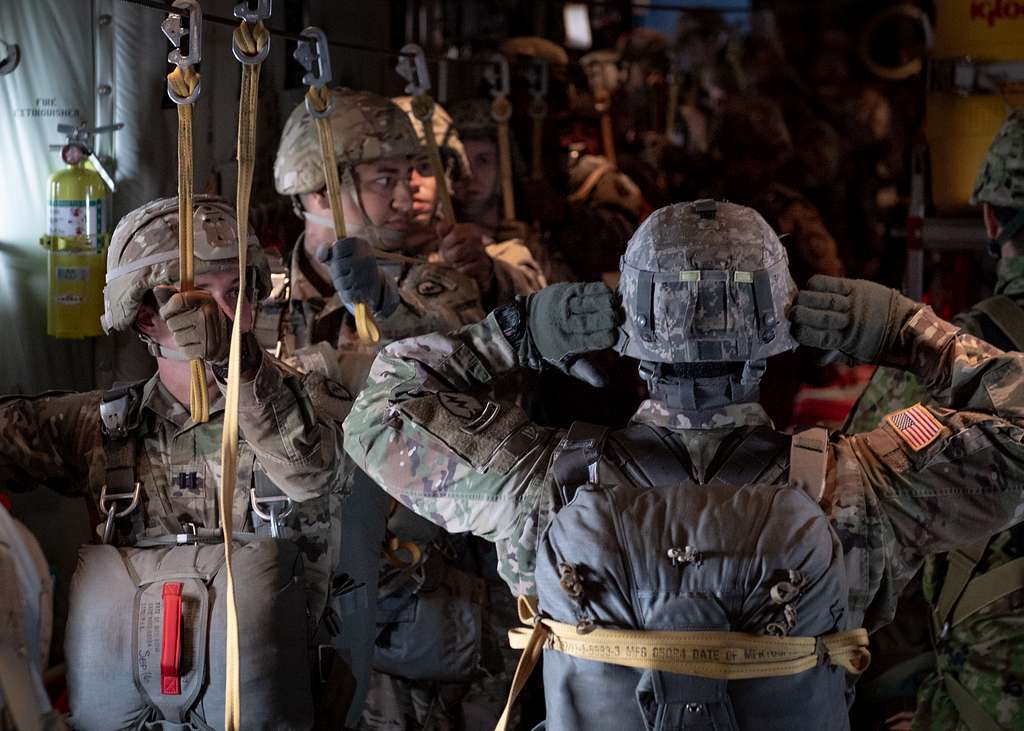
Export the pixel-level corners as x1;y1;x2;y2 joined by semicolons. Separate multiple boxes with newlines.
274;88;421;196
616;200;798;363
102;195;270;334
392;95;472;180
568;154;644;218
450;98;496;141
971;109;1024;209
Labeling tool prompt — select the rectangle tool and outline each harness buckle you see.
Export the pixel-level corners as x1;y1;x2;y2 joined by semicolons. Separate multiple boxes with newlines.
250;490;293;538
99;481;141;544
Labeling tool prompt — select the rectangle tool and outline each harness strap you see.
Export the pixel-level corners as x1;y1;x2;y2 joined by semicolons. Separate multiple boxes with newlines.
949;555;1024;628
789;427;830;504
971;295;1024;351
567;161;617;204
550;422;610;506
710;427;789;486
495;596;870;731
943;672;1009;731
932;539;991;636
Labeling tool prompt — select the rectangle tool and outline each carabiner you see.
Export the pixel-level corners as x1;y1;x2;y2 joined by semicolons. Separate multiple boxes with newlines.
295;26;334;117
231;0;272;64
162;0;203;104
397;43;432;97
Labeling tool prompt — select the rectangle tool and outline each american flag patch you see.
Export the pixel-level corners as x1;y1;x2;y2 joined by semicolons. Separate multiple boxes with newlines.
885;403;944;451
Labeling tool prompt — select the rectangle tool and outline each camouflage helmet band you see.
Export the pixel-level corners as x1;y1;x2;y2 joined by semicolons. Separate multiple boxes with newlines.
617;257;795;363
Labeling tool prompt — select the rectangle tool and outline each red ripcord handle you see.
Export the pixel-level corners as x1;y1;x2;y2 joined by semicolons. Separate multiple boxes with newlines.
161;582;184;695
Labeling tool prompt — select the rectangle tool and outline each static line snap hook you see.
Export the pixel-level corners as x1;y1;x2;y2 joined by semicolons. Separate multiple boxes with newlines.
295;26;334;117
232;0;271;24
527;58;549;100
397;43;431;97
484;53;511;100
231;0;272;64
163;0;203;104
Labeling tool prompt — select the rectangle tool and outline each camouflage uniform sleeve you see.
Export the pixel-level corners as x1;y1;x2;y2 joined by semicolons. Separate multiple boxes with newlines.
343;312;563;594
485;240;547;308
228;352;353;504
777;200;845;278
830;306;1024;630
0;390;104;495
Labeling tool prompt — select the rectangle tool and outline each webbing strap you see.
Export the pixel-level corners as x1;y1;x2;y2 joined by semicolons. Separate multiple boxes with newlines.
491;97;516;221
307;86;380;343
710;427;789;486
950;555;1024;627
943;672;1008;731
788;427;830;504
599;105;617;166
167;65;209;424
495;596;870;731
933;539;991;636
216;20;269;730
972;295;1024;351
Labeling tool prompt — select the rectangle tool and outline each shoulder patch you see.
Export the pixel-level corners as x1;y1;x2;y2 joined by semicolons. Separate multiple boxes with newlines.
437;392;483;420
884;403;944;451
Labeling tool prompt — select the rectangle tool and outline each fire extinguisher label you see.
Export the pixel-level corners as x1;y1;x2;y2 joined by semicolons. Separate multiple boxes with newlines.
47;199;106;249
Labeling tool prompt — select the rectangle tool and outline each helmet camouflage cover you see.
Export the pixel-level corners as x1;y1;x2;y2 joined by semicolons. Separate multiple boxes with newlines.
274;88;421;196
617;200;798;363
392;95;471;180
971;108;1024;209
568;154;645;218
101;195;270;333
498;36;569;67
449;98;496;141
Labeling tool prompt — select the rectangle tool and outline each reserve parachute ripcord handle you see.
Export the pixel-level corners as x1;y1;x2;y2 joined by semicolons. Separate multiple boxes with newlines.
397;43;457;224
218;2;271;729
527;58;548;182
162;0;208;423
485;54;516;221
296;28;380;344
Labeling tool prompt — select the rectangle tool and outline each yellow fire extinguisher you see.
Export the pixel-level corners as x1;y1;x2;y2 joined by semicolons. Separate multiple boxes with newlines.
39;122;121;338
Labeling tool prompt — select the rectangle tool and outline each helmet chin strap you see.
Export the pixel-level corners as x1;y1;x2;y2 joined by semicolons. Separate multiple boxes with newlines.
300;209;405;249
139;332;190;362
640;361;763;411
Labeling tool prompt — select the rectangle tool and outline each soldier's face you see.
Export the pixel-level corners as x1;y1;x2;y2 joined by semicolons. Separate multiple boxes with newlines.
408;154;439;225
138;269;252;352
350;155;427;231
455;140;498;206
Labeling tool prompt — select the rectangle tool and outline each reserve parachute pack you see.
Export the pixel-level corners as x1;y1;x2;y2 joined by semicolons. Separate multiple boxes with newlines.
64;383;315;730
501;422;870;731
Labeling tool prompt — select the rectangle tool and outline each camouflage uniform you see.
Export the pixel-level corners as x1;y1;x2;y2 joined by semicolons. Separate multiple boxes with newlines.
391;95;547;307
847;110;1024;731
344;201;1024;728
272;89;527;731
0;196;352;625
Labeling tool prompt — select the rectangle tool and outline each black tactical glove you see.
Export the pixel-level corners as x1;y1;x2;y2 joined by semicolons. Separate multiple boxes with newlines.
154;287;231;363
518;282;620;386
317;237;396;316
791;275;920;363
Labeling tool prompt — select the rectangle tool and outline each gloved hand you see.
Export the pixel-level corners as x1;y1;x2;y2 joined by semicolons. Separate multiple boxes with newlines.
317;237;390;315
154;287;231;363
791;275;920;363
522;282;620;386
436;221;495;295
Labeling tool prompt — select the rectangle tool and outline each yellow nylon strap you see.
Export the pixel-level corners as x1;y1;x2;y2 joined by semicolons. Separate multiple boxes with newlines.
496;120;516;222
495;596;871;731
306;86;380;344
529;99;546;182
665;76;679;138
217;21;269;731
411;95;455;224
167;65;208;424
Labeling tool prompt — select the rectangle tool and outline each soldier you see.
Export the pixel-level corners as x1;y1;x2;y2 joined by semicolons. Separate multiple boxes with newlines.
392;94;545;308
844;109;1024;731
0;196;352;726
344;199;1024;730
